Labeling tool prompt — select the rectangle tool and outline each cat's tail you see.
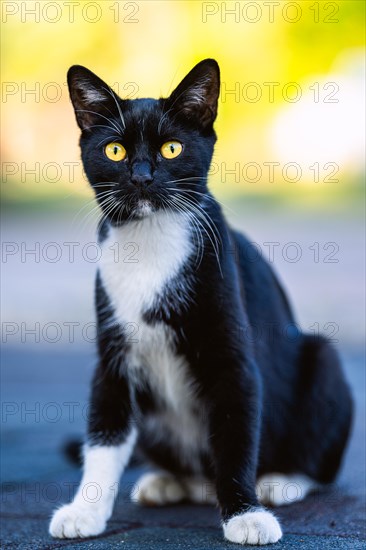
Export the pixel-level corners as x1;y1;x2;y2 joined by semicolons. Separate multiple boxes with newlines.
63;438;83;466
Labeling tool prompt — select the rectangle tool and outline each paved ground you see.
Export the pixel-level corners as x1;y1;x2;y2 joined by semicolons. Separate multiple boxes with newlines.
1;346;364;549
1;206;365;548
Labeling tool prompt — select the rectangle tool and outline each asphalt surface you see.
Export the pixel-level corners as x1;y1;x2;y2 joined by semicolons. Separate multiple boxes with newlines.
1;346;365;549
1;207;365;548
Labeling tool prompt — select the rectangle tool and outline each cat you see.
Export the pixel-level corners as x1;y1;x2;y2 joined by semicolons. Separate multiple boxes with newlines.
49;59;353;545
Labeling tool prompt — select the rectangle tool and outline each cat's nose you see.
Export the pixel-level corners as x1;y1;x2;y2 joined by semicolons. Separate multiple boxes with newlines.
131;161;153;187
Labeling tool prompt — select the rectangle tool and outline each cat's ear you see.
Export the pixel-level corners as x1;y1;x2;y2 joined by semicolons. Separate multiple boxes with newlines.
166;59;220;129
67;65;121;131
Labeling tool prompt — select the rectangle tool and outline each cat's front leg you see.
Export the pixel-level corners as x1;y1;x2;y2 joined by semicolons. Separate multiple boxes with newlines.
50;368;136;538
206;360;282;545
49;434;136;538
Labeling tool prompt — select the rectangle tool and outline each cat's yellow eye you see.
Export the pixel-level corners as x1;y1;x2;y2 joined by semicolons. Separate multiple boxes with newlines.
160;141;183;159
105;142;127;162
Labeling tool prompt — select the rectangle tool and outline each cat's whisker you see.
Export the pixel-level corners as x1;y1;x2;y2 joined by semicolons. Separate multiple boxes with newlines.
171;195;223;277
167;182;236;214
102;86;126;131
75;109;122;135
91;96;126;135
70;191;115;232
181;194;222;242
162;177;207;185
78;196;116;235
75;191;118;231
157;106;175;135
97;198;123;233
96;136;123;148
100;193;128;229
181;208;205;270
71;190;114;228
93;185;117;191
93;182;119;188
173;193;222;247
166;186;213;205
169;193;209;264
159;195;199;266
96;203;114;235
116;198;128;227
162;195;206;272
88;124;122;135
96;190;119;198
96;196;125;234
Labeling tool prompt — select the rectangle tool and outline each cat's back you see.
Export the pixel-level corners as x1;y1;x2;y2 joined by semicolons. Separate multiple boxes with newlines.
230;228;295;326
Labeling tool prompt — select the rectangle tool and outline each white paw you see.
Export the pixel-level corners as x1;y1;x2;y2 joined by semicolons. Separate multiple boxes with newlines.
257;473;315;506
49;503;107;538
184;477;217;505
131;472;186;506
223;510;282;545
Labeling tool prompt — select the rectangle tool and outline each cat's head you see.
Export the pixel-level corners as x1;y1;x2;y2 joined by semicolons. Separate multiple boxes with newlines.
67;59;220;223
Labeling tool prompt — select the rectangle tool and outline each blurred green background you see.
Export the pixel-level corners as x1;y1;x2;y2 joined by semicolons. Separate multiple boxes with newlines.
1;0;365;209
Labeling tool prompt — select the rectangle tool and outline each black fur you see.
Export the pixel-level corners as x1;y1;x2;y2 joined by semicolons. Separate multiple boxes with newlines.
67;59;353;524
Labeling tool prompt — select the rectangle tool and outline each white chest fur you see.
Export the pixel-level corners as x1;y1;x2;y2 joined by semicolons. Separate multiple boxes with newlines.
99;211;192;325
99;212;194;404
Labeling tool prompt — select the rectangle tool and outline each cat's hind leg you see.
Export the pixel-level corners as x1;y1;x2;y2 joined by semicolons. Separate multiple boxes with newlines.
131;472;217;506
283;335;353;487
256;473;317;506
131;472;186;506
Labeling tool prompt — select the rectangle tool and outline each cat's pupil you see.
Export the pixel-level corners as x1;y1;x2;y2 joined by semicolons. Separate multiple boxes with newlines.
113;146;118;155
170;144;174;153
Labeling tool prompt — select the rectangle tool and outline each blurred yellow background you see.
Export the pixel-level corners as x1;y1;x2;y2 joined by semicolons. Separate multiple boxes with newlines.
1;0;365;207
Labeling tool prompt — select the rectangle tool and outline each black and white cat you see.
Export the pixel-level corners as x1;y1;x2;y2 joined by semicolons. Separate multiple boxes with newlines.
49;59;352;545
